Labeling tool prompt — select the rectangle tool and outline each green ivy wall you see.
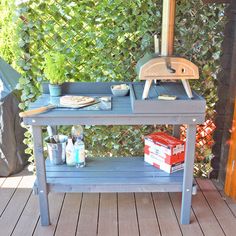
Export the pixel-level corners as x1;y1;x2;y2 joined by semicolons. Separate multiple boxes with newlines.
0;0;226;175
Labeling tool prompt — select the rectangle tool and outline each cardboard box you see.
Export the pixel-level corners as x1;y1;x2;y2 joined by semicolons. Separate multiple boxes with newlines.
144;132;185;173
144;154;184;173
144;145;184;165
144;132;185;156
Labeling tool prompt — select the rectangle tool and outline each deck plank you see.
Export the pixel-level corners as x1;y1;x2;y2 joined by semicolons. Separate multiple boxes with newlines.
76;193;99;236
169;192;204;236
212;179;236;217
11;193;39;236
33;193;65;236
118;193;139;236
152;193;182;236
197;178;236;235
55;193;82;236
1;170;236;236
219;191;236;217
98;193;118;236
0;175;23;216
192;185;225;236
135;193;161;236
0;175;33;236
211;179;236;217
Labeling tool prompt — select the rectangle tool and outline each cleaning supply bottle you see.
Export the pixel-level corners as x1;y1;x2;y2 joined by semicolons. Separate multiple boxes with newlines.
74;138;85;168
66;137;76;166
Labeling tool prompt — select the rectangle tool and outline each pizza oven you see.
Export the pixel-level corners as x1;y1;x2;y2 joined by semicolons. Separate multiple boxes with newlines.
136;0;199;100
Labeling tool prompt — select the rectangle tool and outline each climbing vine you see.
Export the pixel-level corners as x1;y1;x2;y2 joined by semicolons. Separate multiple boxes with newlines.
0;0;227;175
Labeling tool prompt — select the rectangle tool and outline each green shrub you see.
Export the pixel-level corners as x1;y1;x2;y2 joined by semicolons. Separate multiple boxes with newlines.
0;0;20;69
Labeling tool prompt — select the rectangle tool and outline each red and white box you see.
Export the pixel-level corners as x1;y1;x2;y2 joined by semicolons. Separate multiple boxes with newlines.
145;154;184;173
144;132;185;173
144;145;184;165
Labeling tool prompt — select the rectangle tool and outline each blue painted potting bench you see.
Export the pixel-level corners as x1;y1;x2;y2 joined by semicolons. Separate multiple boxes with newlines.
23;82;205;226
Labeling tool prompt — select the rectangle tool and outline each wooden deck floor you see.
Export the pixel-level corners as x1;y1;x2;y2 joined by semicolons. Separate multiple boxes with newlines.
0;170;236;236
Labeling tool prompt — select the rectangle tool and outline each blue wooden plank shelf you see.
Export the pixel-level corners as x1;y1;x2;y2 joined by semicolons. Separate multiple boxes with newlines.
45;157;183;193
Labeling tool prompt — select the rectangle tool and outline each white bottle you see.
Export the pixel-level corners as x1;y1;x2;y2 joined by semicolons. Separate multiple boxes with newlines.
66;138;76;166
74;138;85;168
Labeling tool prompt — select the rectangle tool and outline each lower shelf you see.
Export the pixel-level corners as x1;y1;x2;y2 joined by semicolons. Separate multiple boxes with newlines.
44;157;184;193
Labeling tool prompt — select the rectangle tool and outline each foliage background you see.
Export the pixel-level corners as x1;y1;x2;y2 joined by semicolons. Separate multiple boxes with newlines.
0;0;19;67
0;0;226;176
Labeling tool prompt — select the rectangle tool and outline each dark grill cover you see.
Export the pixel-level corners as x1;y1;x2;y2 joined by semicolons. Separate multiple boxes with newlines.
0;58;27;176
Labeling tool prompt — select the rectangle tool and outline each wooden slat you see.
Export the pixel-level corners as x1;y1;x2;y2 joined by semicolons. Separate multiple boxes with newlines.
24;112;205;126
219;191;236;217
118;193;139;236
135;193;161;236
33;193;65;236
211;179;236;217
169;192;203;235
47;179;182;193
98;193;118;236
46;171;182;178
191;184;225;236
45;157;183;175
212;179;236;217
0;175;23;216
55;193;82;236
43;81;119;94
0;175;33;236
47;177;183;185
11;193;39;236
76;193;99;236
197;178;236;235
152;193;182;236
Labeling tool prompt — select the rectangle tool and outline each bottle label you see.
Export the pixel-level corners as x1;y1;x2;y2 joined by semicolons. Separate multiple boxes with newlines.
66;139;75;166
66;150;76;165
75;147;85;163
79;149;85;163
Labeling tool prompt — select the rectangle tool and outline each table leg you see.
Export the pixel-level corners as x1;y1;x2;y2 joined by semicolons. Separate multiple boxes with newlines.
181;124;196;224
142;80;152;100
32;126;50;226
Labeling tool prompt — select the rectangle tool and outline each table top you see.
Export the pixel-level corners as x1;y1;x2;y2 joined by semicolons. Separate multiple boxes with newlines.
23;82;206;126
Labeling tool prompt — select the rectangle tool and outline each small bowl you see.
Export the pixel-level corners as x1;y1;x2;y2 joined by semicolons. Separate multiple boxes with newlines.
111;84;130;97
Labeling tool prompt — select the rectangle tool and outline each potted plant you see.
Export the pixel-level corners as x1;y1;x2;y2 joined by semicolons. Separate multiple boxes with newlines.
43;51;67;96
